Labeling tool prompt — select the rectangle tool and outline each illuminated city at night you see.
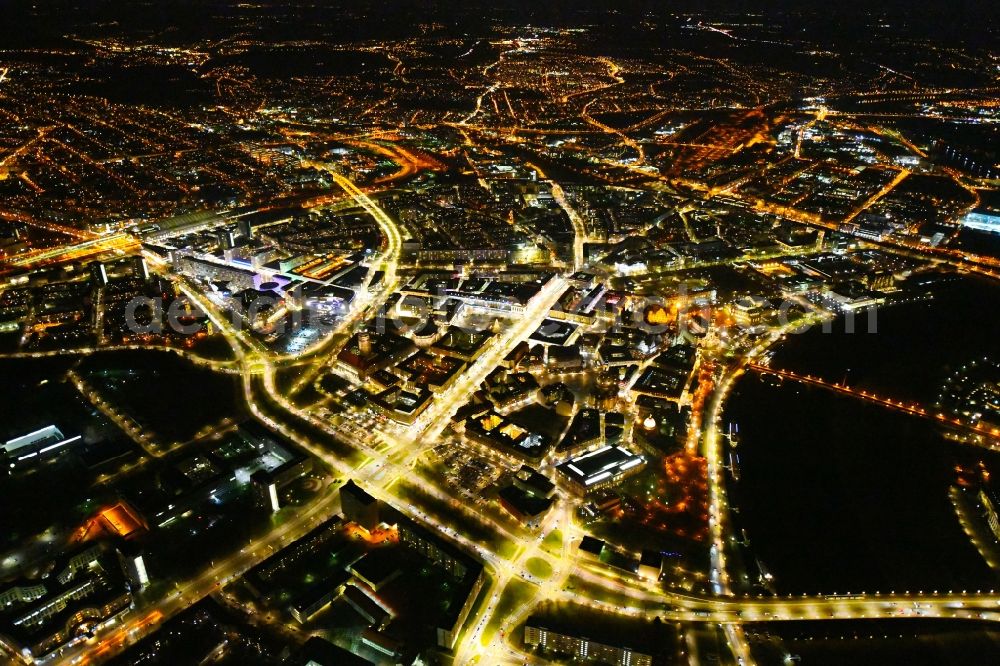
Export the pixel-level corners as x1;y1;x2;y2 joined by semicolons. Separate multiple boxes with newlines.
1;1;999;664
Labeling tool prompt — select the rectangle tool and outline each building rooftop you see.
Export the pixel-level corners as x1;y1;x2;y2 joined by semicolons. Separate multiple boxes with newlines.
291;637;373;666
578;535;606;557
341;480;377;508
557;445;645;489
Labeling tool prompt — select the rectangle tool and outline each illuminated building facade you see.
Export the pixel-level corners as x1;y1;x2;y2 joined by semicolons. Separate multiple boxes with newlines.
524;619;653;666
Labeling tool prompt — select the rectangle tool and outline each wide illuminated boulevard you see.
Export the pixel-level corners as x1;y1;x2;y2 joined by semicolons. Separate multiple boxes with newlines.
0;1;999;665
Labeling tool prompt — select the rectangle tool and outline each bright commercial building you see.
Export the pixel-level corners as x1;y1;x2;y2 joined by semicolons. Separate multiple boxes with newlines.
2;425;82;472
556;445;646;494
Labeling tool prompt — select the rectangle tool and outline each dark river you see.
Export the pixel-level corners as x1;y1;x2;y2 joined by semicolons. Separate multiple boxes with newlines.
725;276;1000;595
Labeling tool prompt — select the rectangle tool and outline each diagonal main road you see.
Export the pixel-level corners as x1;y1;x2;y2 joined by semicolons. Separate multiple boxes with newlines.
283;166;403;396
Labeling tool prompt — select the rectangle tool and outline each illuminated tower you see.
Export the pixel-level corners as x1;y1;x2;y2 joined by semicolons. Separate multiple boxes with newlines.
90;261;109;287
237;217;253;240
132;256;150;281
117;543;150;589
358;330;373;356
216;227;237;250
252;470;281;513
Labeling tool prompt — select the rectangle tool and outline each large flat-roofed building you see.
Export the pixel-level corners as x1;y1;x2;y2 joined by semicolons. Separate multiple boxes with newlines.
3;425;65;455
291;281;356;313
2;425;82;472
369;385;434;425
498;485;552;523
964;208;1000;234
175;254;258;292
287;636;373;666
460;407;550;461
244;517;343;599
556;445;645;494
384;507;486;649
524;617;654;666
